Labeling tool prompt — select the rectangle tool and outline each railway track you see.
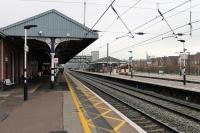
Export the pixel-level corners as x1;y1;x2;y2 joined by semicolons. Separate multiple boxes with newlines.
80;73;200;122
69;71;200;133
69;72;183;133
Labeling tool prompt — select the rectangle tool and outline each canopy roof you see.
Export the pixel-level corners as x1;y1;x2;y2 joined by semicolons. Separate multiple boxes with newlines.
0;9;98;64
0;9;97;38
92;56;126;64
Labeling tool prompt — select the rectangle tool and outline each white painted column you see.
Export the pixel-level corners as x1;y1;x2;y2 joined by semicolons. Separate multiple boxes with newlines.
24;29;28;100
51;53;55;82
24;29;27;83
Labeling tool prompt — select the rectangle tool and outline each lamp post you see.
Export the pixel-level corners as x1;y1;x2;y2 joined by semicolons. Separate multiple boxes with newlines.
107;43;109;73
177;39;186;85
24;25;37;101
128;51;133;78
187;52;191;75
178;54;182;76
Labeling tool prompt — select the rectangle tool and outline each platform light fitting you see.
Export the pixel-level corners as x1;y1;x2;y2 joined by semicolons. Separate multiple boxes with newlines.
38;30;43;35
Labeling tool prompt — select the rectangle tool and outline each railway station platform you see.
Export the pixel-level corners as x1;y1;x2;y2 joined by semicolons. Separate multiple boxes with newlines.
64;73;145;133
0;73;145;133
82;71;200;93
0;76;64;133
132;72;200;83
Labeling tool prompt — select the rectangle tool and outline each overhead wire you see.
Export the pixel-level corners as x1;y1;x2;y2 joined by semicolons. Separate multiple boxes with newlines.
116;0;192;40
22;0;189;7
141;2;200;32
110;19;200;55
157;8;178;38
97;0;142;49
85;0;117;36
99;0;142;41
130;0;188;5
21;0;200;13
111;5;134;38
105;0;142;30
98;0;194;54
99;1;200;50
127;25;200;50
21;0;83;4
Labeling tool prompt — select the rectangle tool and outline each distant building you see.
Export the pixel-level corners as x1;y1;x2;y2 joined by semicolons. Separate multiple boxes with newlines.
90;56;126;72
91;51;99;62
133;52;200;75
65;55;91;70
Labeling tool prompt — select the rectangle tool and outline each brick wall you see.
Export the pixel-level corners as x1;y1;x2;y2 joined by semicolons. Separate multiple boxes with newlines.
0;39;24;83
0;39;3;81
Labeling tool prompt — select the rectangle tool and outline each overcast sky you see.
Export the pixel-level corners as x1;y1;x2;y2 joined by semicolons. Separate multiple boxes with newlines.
0;0;200;60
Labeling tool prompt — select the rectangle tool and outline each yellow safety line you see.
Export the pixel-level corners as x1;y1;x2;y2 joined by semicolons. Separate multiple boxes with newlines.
83;96;97;102
103;115;124;122
64;74;91;133
95;106;111;110
94;109;112;119
94;101;103;106
114;121;126;132
88;96;97;100
87;109;112;122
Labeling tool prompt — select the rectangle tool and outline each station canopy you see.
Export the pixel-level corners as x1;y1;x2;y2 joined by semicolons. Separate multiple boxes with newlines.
92;56;126;64
0;9;98;64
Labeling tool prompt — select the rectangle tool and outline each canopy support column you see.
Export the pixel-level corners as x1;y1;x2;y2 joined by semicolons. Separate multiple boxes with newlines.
50;38;55;89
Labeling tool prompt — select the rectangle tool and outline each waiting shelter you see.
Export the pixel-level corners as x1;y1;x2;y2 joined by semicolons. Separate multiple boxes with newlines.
90;56;126;72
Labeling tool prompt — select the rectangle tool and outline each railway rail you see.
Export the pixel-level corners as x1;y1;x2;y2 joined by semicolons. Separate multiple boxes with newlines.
69;71;200;133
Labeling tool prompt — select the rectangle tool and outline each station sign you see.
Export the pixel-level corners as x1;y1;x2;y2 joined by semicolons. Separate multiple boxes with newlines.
147;61;151;65
180;53;188;60
25;46;29;52
54;58;59;64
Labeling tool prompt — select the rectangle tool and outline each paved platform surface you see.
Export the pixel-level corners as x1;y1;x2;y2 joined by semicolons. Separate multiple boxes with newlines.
0;75;82;133
0;91;63;133
0;79;42;122
132;72;200;83
79;71;200;93
0;73;147;133
66;72;144;133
